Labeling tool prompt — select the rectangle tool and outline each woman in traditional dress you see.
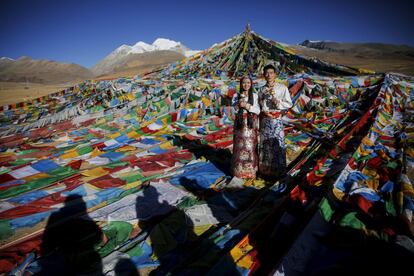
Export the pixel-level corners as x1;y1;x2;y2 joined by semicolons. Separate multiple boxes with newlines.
258;64;293;179
231;75;260;178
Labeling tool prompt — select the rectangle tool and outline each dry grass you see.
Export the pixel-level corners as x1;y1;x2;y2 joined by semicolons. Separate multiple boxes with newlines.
94;67;149;80
95;64;168;81
0;81;76;106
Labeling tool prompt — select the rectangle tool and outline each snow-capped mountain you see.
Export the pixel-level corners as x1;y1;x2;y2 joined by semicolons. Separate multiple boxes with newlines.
92;38;199;76
125;38;195;55
0;57;15;61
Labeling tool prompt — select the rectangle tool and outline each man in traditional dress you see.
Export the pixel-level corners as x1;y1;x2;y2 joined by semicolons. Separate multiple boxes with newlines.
258;64;292;179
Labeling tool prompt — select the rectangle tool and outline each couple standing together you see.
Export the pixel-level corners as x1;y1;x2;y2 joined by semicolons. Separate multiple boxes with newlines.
231;64;293;180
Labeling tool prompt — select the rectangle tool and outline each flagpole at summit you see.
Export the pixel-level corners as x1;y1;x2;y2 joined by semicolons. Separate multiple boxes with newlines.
245;23;251;33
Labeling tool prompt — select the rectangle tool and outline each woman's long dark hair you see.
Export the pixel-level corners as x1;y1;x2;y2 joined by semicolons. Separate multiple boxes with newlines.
235;76;255;129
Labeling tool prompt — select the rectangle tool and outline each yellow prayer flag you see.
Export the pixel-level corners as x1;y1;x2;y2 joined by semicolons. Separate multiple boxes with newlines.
127;130;140;139
60;149;79;159
229;237;254;269
124;180;142;190
81;167;108;178
159;141;174;150
23;172;49;181
201;96;211;107
108;132;122;139
332;187;345;200
126;93;135;101
116;145;136;152
90;147;103;158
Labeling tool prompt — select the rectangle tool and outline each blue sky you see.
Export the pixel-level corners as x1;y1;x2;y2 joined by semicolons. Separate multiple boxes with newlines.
1;0;413;68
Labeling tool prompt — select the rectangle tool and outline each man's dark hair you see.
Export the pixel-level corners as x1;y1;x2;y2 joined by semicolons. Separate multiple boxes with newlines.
263;64;277;74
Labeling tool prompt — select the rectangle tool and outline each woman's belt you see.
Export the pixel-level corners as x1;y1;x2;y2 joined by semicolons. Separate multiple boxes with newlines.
262;111;283;118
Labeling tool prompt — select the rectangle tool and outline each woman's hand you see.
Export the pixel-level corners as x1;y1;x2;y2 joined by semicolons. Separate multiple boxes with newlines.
239;100;251;110
262;111;273;118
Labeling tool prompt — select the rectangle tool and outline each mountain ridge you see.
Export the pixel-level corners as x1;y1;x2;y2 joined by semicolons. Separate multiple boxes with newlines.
0;56;94;84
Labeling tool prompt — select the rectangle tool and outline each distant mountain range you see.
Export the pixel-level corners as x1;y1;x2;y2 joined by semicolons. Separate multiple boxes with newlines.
292;40;414;75
0;56;94;84
298;40;414;56
0;38;199;84
1;38;413;85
